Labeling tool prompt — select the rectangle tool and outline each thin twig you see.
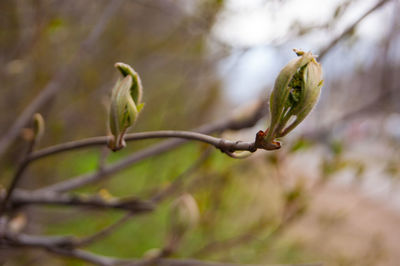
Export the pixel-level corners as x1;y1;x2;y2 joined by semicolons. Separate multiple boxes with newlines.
1;232;323;266
1;233;116;265
35;100;268;193
318;0;391;60
151;148;213;203
0;130;38;215
1;190;154;213
28;131;258;163
0;161;30;216
74;213;135;247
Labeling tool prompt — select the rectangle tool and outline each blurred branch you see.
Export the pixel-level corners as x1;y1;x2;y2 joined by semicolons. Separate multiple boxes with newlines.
0;158;30;215
74;213;134;247
1;101;267;216
303;88;395;142
35;100;268;193
192;194;304;259
319;0;391;60
192;220;267;258
3;148;210;247
1;233;115;266
75;149;212;247
1;190;154;213
151;148;212;203
0;122;39;214
0;0;125;159
1;231;323;266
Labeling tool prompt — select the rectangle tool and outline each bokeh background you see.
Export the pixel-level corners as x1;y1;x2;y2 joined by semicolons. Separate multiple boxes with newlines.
1;0;400;265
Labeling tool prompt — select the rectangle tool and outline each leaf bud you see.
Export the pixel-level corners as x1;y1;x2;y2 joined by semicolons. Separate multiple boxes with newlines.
263;49;323;148
108;63;144;151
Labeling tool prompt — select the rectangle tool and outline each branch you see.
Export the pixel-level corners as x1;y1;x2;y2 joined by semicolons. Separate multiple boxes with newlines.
1;190;154;213
1;232;323;266
318;0;391;60
1;233;116;266
0;159;30;215
35;100;268;193
0;128;38;215
74;213;134;247
74;148;212;247
29;131;257;162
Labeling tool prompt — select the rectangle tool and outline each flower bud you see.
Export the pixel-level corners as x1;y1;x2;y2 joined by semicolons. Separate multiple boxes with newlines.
108;63;144;151
264;49;323;148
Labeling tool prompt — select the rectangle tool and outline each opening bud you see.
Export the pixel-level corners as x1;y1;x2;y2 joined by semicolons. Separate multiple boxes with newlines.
262;49;323;149
108;63;144;151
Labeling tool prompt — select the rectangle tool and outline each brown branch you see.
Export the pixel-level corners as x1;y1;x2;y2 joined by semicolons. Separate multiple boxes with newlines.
74;148;212;247
318;0;391;60
191;222;266;258
35;100;268;193
1;232;323;266
2;101;267;215
0;159;30;215
0;127;38;215
1;233;116;266
29;131;258;163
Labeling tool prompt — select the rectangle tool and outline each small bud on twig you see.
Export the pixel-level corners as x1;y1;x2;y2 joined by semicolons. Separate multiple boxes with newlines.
260;49;323;150
108;63;144;151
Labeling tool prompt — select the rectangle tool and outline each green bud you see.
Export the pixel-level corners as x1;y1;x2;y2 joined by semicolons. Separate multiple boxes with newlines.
114;62;143;109
108;63;144;151
264;49;323;148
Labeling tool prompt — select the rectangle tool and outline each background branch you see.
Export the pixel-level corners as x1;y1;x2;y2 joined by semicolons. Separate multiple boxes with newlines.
318;0;391;60
1;190;154;213
1;232;323;266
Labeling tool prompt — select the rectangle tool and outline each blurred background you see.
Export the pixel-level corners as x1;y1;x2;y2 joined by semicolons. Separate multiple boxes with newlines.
1;0;400;265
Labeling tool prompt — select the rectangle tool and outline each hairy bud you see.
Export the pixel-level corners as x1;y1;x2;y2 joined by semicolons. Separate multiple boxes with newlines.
263;49;323;149
108;63;144;151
